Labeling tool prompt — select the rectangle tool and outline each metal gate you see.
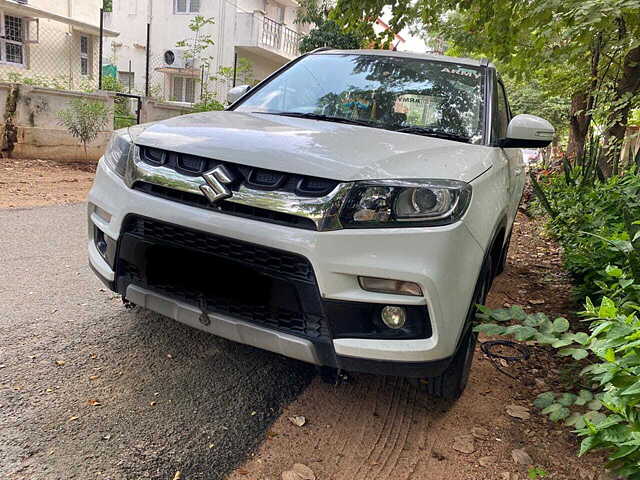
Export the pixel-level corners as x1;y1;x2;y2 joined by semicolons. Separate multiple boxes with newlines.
114;93;142;130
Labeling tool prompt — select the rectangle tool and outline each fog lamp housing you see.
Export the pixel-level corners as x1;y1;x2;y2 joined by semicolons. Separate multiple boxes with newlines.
358;276;423;296
381;306;406;329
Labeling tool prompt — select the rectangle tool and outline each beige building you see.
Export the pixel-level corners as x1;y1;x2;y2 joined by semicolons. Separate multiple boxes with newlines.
104;0;309;103
0;0;118;89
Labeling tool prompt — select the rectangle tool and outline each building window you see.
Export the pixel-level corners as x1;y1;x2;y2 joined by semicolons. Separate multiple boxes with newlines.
80;35;89;75
3;14;24;65
174;0;200;14
118;71;134;92
172;76;196;103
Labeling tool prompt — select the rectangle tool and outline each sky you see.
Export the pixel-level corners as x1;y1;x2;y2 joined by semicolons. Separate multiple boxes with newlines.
381;6;427;53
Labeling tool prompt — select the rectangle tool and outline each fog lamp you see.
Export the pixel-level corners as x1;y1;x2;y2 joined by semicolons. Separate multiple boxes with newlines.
359;276;422;296
381;306;406;329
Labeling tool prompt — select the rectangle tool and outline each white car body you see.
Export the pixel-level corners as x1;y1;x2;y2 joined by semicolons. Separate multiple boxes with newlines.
88;50;552;394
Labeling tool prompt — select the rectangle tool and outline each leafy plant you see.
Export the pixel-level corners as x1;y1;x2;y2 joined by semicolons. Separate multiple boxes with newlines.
528;466;548;479
191;93;224;112
57;98;110;160
475;285;640;478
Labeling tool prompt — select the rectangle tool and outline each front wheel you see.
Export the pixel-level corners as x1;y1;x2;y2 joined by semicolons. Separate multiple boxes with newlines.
413;254;493;399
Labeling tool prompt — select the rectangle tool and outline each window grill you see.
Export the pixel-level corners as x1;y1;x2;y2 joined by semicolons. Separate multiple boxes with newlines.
4;15;23;65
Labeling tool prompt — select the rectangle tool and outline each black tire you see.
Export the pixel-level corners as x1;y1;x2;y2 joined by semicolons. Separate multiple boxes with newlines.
413;254;493;400
496;229;513;276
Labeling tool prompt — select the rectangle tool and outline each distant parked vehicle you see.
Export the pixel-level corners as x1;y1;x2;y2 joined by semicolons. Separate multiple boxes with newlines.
88;49;554;399
522;149;541;164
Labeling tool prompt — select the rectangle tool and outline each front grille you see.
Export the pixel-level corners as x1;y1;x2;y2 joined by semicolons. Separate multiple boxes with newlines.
138;146;338;197
133;182;317;231
116;216;330;340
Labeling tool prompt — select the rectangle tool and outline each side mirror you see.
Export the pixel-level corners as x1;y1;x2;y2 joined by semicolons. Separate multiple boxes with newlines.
227;85;251;105
499;114;555;148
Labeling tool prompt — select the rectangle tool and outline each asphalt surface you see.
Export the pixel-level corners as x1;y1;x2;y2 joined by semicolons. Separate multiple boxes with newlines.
0;203;315;479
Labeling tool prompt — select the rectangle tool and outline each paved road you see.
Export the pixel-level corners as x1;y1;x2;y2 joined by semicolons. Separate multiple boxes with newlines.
0;204;315;479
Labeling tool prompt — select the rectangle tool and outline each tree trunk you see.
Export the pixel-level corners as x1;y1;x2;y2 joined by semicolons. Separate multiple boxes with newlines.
566;91;590;163
566;35;601;166
600;45;640;176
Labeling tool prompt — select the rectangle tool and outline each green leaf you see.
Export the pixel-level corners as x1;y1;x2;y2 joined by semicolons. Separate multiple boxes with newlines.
609;445;639;461
510;305;527;321
620;382;640;396
587;399;603;410
606;265;624;277
559;348;589;360
533;392;556;409
552;317;570;333
573;332;590;345
579;436;600;456
490;309;514;322
565;412;586;429
574;389;594;406
558;392;578;406
551;338;574;348
604;348;616;362
599;297;618;318
504;325;538;341
542;403;570;421
473;324;505;335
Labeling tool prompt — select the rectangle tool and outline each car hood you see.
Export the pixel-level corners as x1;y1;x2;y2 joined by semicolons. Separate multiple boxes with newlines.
131;111;492;182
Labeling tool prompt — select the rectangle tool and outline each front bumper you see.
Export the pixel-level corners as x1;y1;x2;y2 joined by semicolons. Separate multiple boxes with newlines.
88;159;485;376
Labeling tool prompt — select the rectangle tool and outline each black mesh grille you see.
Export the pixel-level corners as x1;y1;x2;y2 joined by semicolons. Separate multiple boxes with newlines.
123;215;314;282
116;216;330;340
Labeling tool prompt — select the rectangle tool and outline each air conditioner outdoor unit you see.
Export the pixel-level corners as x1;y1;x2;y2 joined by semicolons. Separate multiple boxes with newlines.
163;48;194;69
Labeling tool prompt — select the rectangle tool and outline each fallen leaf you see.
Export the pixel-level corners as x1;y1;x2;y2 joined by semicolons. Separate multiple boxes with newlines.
208;443;214;449
479;455;496;467
288;415;306;427
452;434;476;454
68;416;79;421
471;426;490;439
87;399;101;407
172;472;182;480
506;404;531;420
529;299;545;305
512;448;533;465
282;472;301;480
251;411;257;416
89;375;99;381
55;360;65;366
166;354;173;359
150;401;157;407
292;463;316;480
237;468;250;475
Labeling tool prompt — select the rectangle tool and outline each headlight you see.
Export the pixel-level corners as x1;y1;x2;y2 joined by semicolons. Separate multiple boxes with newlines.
340;179;471;227
103;129;132;178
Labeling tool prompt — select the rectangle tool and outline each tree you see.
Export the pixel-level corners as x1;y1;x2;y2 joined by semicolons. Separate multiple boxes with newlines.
176;16;216;102
296;0;364;53
57;98;110;160
333;0;640;173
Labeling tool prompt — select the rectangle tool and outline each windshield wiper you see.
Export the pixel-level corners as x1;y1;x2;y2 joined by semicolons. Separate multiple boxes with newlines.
393;126;471;143
254;111;376;128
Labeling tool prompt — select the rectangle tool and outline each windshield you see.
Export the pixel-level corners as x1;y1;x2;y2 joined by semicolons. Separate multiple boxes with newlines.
234;54;485;142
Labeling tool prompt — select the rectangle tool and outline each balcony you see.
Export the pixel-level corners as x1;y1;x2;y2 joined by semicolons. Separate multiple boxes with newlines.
235;11;301;63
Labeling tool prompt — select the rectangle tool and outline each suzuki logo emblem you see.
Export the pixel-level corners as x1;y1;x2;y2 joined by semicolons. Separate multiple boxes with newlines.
200;165;234;204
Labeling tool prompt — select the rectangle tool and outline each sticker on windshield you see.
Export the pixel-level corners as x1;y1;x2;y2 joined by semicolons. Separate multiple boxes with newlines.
441;67;481;79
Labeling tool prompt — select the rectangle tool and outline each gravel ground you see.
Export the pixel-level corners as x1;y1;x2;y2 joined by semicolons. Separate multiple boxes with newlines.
0;203;315;479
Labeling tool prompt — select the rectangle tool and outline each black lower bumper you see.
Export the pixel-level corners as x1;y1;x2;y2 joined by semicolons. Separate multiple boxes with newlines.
91;214;442;378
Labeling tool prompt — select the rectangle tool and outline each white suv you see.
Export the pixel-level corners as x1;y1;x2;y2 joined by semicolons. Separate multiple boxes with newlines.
88;49;554;399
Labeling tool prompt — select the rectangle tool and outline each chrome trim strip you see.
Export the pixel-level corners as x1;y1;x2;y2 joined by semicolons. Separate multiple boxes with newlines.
125;285;321;365
124;146;352;231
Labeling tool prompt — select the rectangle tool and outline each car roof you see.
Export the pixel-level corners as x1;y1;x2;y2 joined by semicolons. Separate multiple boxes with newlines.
312;49;493;68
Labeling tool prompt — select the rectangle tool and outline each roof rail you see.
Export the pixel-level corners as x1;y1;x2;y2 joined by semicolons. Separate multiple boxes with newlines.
310;47;333;54
480;58;490;66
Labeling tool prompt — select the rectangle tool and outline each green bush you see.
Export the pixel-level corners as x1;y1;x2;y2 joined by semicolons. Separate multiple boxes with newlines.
477;169;640;478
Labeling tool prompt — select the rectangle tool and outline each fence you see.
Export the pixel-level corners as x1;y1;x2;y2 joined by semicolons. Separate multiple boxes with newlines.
0;15;101;91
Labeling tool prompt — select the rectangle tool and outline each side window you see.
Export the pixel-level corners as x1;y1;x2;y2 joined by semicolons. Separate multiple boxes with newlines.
493;80;510;141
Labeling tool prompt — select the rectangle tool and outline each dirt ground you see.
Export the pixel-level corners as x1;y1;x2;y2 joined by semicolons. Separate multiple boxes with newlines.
225;220;610;480
1;159;608;480
0;157;96;208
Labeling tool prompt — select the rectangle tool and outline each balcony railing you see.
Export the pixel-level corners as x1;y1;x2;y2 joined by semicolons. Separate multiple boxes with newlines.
236;11;301;60
260;16;300;57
